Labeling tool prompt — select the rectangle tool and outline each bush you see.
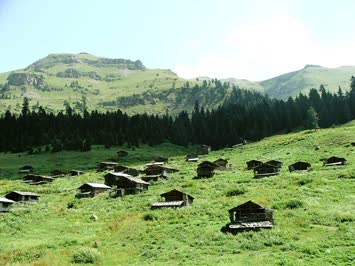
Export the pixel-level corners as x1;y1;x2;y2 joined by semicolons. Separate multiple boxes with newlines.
143;213;157;221
225;188;246;197
285;199;304;209
72;248;101;264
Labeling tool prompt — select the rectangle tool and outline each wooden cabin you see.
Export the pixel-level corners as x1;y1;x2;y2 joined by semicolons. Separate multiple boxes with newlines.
253;163;280;178
226;201;273;233
288;161;311;172
142;165;178;182
5;191;40;203
69;170;85;176
146;162;165;167
323;156;347;166
76;183;111;198
50;169;66;176
198;144;211;155
0;197;15;212
104;173;149;196
22;174;54;185
117;150;128;157
98;162;118;171
213;158;228;171
18;165;34;174
265;160;283;168
186;154;199;162
151;189;194;209
114;165;139;177
246;160;263;170
154;156;169;163
196;164;215;178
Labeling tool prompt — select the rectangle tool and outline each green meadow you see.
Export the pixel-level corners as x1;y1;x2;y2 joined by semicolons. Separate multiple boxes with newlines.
0;122;354;265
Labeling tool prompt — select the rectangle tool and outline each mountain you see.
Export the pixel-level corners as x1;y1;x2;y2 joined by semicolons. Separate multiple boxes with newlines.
0;53;355;114
260;65;355;99
0;53;188;114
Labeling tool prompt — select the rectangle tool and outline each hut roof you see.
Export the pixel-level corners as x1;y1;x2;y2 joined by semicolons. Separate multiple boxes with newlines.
160;189;194;199
107;173;150;185
20;165;34;170
0;197;15;204
289;161;311;167
229;200;270;213
6;191;40;197
144;165;179;173
146;162;165;167
100;161;118;165
265;160;282;166
154;156;169;162
253;163;277;170
187;158;199;162
325;156;346;162
78;183;111;189
198;161;219;168
107;172;133;178
246;160;263;164
228;221;273;229
151;201;184;208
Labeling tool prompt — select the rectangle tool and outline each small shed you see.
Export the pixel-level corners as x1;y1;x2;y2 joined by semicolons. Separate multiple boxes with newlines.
18;165;34;174
0;197;15;212
265;160;283;168
117;150;129;157
198;144;211;155
253;163;280;178
154;156;169;163
226;201;273;233
76;183;111;198
5;191;40;203
213;158;228;171
22;174;54;185
196;164;215;178
114;165;139;177
246;160;263;170
146;162;165;167
50;169;66;177
323;156;347;166
187;157;199;163
69;170;85;176
288;161;311;172
104;173;149;195
98;162;118;171
151;189;194;209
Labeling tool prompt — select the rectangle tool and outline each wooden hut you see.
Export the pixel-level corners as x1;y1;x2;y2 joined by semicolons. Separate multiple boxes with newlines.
226;201;273;233
246;160;263;170
196;165;216;178
213;158;228;171
142;165;178;182
69;170;85;176
22;174;54;185
288;161;311;172
5;191;40;203
50;169;67;178
0;198;15;212
323;156;347;166
98;162;118;171
151;189;194;209
198;144;211;155
18;165;34;174
76;183;111;198
253;163;280;178
104;173;149;196
114;165;139;177
186;154;199;162
117;150;128;157
265;160;283;168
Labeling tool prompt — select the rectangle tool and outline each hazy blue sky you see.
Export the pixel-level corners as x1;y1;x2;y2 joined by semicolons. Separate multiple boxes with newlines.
1;0;355;80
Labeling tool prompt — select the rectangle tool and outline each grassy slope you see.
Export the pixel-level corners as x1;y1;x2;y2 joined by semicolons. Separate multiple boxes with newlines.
261;65;355;99
0;122;354;265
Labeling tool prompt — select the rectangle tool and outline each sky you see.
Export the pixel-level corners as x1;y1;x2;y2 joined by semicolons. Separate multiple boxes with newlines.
1;0;355;80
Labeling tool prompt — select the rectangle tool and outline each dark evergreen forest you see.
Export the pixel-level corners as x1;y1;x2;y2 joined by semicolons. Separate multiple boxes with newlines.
1;77;355;153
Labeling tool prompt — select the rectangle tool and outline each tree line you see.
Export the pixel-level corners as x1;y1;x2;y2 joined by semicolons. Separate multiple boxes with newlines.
0;77;355;153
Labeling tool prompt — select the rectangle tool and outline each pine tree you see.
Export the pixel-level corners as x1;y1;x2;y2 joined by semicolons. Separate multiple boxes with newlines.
305;107;319;129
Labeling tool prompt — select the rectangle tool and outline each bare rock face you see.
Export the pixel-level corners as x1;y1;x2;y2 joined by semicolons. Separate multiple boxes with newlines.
7;72;46;86
56;68;102;80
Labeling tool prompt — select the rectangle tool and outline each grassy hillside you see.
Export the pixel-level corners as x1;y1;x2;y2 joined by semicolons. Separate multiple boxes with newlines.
260;65;355;99
0;122;354;265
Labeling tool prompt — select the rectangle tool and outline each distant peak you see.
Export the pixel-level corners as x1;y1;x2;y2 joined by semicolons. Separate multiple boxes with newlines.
303;64;322;69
